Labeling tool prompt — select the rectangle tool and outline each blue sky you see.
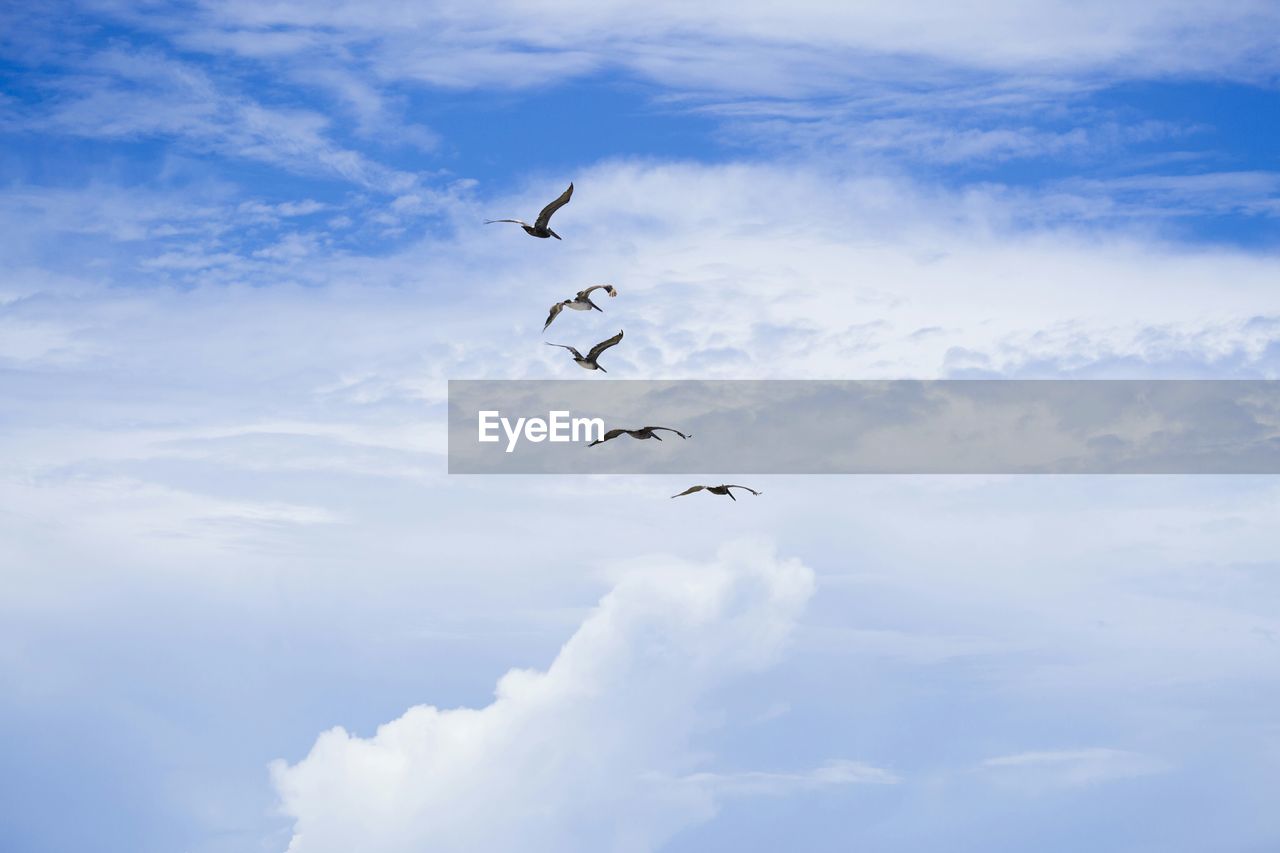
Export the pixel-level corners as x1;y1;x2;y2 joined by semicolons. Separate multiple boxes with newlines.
2;2;1280;852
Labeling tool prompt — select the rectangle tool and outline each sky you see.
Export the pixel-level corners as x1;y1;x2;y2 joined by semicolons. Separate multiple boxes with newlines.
1;2;1280;851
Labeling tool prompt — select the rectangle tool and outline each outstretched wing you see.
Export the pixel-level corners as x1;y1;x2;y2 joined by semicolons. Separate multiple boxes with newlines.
545;342;583;359
484;218;528;226
588;428;628;447
671;485;706;499
645;426;690;440
577;284;617;300
724;485;762;497
587;329;624;361
535;183;573;229
543;301;565;331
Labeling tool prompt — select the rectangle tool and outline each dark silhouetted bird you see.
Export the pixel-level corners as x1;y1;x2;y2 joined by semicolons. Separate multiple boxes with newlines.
546;330;624;373
670;484;762;501
543;285;617;331
485;183;573;239
589;426;690;447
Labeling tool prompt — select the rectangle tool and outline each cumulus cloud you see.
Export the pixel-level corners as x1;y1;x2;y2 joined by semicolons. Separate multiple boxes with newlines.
269;541;855;853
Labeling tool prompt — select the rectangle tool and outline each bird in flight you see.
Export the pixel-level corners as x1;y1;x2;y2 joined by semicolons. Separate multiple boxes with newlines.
544;285;618;331
589;426;690;447
670;484;762;501
546;330;624;373
485;183;573;239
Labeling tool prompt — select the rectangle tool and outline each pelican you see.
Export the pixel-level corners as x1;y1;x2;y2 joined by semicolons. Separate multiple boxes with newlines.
544;285;618;331
670;484;762;501
589;426;690;447
485;183;573;239
546;330;623;373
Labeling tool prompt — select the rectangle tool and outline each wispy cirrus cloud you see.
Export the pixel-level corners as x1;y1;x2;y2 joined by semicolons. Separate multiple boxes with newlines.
98;0;1280;91
980;748;1170;788
679;759;900;795
1045;171;1280;220
2;42;420;193
19;0;1270;194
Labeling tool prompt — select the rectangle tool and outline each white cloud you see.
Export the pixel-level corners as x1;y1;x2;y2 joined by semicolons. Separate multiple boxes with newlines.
712;106;1193;167
980;748;1170;788
1049;171;1280;220
4;158;1278;446
468;161;1280;380
269;541;835;853
680;759;899;795
238;199;330;220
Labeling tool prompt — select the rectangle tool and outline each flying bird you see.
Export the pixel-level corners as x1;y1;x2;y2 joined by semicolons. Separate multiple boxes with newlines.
589;426;690;447
546;330;624;373
485;183;573;239
543;284;618;331
670;484;762;501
